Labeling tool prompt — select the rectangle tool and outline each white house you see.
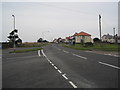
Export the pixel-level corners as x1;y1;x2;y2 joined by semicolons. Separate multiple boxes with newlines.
101;34;114;43
73;31;93;43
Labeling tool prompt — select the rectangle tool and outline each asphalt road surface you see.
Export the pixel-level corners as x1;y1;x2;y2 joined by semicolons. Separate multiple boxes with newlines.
2;44;119;88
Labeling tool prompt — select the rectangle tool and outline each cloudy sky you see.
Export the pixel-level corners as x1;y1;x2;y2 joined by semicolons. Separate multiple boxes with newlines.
1;1;119;42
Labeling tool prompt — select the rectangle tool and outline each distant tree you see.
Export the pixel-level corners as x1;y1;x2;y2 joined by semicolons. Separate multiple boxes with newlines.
43;40;48;42
37;38;43;42
57;37;62;43
93;38;100;42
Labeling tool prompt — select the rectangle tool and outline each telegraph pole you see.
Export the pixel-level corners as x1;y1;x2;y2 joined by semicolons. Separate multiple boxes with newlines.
113;27;115;37
99;14;102;41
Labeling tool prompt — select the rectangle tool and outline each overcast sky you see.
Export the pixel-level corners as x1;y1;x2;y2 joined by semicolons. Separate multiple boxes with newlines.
1;1;118;42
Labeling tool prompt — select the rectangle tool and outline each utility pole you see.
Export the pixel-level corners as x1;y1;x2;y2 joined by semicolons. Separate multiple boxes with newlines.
113;27;115;37
12;15;16;51
99;14;102;41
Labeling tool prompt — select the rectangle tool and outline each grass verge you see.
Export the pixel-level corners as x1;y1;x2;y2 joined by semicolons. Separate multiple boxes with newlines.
61;43;119;51
10;48;42;53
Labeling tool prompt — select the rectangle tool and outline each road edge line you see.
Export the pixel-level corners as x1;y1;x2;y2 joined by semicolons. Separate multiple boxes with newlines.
98;61;120;70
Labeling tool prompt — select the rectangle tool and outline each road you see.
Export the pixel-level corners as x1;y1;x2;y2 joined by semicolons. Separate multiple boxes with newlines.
2;44;119;88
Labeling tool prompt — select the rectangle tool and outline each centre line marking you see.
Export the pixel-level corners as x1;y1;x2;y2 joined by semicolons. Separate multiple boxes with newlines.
58;48;61;50
41;49;78;88
51;63;55;66
49;61;52;64
99;62;120;70
69;81;77;88
54;66;58;70
63;50;69;53
73;54;87;59
58;70;62;74
62;74;68;80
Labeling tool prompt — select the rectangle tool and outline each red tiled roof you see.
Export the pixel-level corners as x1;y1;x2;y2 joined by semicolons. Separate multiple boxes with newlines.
117;36;120;39
66;36;70;39
73;32;91;36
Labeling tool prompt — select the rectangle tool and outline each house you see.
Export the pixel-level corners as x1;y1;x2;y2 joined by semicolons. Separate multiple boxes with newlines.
73;31;93;44
65;36;70;43
101;34;114;43
65;36;75;44
101;34;120;43
117;36;120;44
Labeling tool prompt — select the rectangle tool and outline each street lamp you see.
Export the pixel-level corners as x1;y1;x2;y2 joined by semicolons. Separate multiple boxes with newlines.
12;15;16;51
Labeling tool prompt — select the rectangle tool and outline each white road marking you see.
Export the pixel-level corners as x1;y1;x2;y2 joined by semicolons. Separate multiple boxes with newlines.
104;54;119;57
99;62;120;70
38;50;41;56
113;55;119;57
41;49;46;57
69;81;77;88
51;63;54;66
57;70;62;74
62;74;68;80
41;49;78;88
73;54;87;59
58;48;61;50
47;59;50;62
63;50;69;53
104;54;108;55
54;66;58;70
49;61;52;64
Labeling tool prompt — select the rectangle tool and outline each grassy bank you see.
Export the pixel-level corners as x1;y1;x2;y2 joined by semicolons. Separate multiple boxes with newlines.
17;42;49;47
9;42;50;53
10;48;42;53
61;43;119;51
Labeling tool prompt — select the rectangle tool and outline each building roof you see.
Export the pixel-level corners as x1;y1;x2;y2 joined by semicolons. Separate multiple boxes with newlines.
117;36;120;39
66;36;71;39
73;31;91;36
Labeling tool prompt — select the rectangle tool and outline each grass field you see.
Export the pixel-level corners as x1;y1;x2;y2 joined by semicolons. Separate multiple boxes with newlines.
9;42;49;53
61;43;119;51
17;42;49;47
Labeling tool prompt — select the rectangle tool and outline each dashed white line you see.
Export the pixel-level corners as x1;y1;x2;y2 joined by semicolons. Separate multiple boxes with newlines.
58;48;61;50
51;63;55;66
41;49;78;88
63;50;69;53
99;61;120;70
49;61;52;64
57;70;62;74
104;54;112;56
104;54;119;57
54;66;58;70
69;81;77;88
62;74;68;80
73;54;87;59
47;59;50;62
